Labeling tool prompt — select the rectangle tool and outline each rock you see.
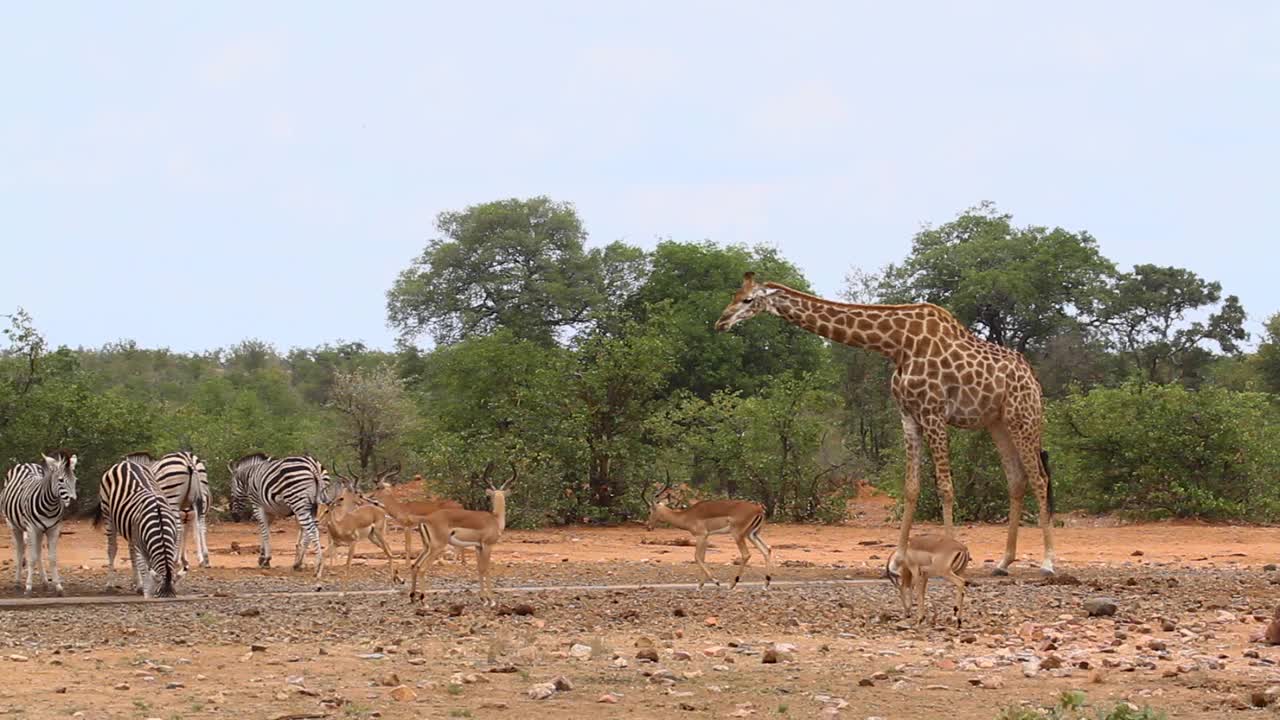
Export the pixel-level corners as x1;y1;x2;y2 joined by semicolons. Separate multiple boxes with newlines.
871;672;890;681
237;608;261;617
970;676;1004;689
1021;660;1040;678
7;654;28;662
1161;619;1177;632
959;634;977;644
250;644;269;653
1265;564;1278;572
1251;692;1272;708
597;693;620;704
1147;639;1167;651
761;649;780;664
527;682;557;700
673;650;692;661
481;701;509;710
378;673;400;687
636;648;659;662
858;678;875;687
612;657;629;668
1040;655;1064;670
569;643;592;660
551;676;573;691
705;616;719;627
1266;608;1280;645
1131;550;1144;556
1084;597;1118;617
114;682;130;690
165;682;184;690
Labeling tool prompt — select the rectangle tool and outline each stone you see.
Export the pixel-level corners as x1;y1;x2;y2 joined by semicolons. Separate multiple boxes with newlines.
527;682;557;700
673;650;693;661
636;648;659;662
597;693;620;704
705;616;719;627
569;643;592;660
552;675;573;691
237;608;261;617
761;648;780;664
1084;598;1118;617
1041;655;1064;670
972;676;1004;689
858;678;875;687
378;673;400;687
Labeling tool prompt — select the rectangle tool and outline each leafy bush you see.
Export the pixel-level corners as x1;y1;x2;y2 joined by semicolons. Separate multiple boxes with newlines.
1048;383;1280;520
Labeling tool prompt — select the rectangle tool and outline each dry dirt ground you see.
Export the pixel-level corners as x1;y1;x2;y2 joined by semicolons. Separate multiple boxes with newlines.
2;493;1280;719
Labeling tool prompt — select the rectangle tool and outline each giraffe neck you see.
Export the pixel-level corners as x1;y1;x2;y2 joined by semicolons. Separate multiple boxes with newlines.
765;284;924;363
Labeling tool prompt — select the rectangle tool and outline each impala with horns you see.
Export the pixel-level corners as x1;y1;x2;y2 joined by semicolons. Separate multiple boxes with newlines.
644;476;773;591
368;462;514;607
359;466;467;562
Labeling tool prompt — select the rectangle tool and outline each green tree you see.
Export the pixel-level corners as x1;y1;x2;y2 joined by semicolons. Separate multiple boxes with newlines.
387;197;643;346
878;202;1114;353
1093;264;1247;384
1253;313;1280;393
627;240;825;398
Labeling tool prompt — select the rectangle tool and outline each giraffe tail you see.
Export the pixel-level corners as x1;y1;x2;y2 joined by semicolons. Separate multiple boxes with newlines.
1039;449;1054;516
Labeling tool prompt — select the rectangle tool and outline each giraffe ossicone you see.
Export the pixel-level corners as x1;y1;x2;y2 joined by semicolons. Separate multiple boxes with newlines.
718;271;1057;576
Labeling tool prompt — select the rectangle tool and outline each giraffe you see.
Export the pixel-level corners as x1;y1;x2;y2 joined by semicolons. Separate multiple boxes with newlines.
716;272;1057;575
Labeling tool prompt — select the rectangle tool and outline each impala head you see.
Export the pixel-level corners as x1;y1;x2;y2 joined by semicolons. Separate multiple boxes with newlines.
319;461;351;506
484;462;517;501
642;474;675;531
715;272;779;332
43;449;78;507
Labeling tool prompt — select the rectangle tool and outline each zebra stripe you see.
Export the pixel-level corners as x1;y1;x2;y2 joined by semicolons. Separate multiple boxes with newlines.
0;450;78;596
229;454;333;571
95;461;179;598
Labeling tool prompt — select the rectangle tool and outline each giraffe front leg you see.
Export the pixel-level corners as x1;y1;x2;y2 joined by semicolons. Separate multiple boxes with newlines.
898;415;924;554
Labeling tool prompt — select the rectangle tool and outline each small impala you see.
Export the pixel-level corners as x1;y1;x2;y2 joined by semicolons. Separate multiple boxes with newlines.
644;479;773;590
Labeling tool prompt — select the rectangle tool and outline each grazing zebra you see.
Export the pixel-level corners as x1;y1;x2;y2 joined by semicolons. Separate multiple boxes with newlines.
229;453;335;574
94;460;179;598
125;451;211;570
0;450;78;596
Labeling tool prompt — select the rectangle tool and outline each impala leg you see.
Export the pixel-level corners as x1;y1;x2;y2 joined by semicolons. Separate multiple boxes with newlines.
748;526;772;590
946;572;967;628
477;544;493;607
730;534;751;590
693;533;719;590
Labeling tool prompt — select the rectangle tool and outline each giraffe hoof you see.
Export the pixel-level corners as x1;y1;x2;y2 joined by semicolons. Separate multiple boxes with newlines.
992;567;1010;577
1038;567;1056;577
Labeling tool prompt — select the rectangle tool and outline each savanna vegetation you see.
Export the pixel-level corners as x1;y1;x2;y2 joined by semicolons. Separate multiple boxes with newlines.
3;198;1278;527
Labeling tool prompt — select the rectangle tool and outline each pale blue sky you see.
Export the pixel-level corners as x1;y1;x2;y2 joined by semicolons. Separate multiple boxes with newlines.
2;3;1276;352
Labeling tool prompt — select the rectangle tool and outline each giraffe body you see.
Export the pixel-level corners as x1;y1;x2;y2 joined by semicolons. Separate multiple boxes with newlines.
717;273;1056;575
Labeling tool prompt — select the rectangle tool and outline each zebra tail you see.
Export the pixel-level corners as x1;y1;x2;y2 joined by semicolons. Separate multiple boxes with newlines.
91;502;104;528
156;502;177;598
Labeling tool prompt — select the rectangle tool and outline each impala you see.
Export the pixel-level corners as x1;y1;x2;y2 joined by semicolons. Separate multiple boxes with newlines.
644;479;773;590
885;533;971;628
363;468;466;562
316;475;398;587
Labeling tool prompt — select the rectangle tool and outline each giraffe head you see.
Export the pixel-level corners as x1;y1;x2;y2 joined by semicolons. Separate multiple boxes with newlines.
715;272;778;331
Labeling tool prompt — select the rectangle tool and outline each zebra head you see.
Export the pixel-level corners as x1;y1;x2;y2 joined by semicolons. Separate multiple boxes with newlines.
42;450;78;507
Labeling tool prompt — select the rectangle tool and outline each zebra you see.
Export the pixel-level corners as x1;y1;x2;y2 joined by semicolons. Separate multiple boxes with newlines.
229;453;336;575
125;451;211;571
93;460;179;598
0;449;78;596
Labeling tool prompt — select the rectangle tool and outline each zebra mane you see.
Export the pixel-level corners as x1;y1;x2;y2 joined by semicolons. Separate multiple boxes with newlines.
232;452;270;465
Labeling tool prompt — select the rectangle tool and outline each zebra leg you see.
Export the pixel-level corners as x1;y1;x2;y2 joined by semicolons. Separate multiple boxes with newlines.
175;512;189;574
46;524;65;596
10;527;25;590
105;520;119;588
255;507;272;568
196;508;211;568
129;544;147;596
24;527;42;596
